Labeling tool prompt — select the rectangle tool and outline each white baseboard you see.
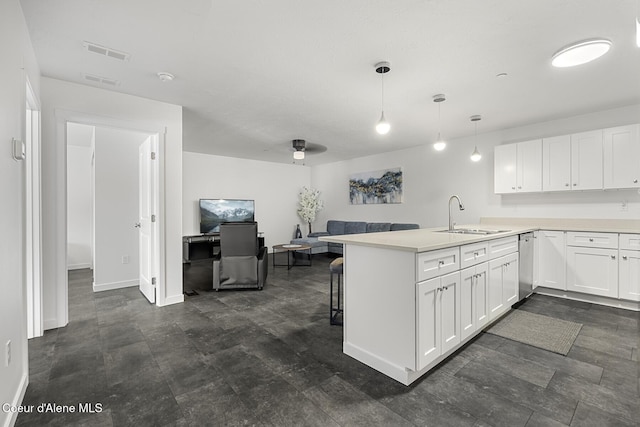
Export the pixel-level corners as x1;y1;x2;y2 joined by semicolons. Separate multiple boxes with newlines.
92;279;138;292
67;263;92;270
2;371;28;427
158;294;184;306
535;288;640;311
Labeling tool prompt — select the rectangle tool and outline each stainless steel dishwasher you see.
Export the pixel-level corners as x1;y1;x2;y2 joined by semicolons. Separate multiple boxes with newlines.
518;233;534;301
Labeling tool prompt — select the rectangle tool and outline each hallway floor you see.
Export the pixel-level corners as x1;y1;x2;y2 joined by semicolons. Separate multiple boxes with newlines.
17;257;639;426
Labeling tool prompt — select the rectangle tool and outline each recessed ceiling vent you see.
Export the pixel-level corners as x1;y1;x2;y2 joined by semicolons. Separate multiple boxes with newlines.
83;73;120;86
83;41;130;61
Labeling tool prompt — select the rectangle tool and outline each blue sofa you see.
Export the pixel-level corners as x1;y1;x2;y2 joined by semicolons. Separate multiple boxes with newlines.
290;220;420;255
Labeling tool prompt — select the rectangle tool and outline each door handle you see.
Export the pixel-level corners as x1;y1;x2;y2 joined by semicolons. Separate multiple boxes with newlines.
622;255;628;260
134;223;141;228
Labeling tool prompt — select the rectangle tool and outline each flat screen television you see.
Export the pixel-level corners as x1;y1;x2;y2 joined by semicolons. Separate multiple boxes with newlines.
199;198;255;234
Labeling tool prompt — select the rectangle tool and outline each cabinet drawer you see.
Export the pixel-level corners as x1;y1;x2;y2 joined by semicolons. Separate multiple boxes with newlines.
566;231;618;249
460;241;489;269
488;236;518;260
619;234;640;250
417;247;460;282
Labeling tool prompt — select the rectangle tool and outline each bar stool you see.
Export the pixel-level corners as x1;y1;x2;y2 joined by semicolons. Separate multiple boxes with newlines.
329;257;344;325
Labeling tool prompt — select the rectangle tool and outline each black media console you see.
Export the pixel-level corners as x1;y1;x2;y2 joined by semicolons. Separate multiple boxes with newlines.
182;234;265;262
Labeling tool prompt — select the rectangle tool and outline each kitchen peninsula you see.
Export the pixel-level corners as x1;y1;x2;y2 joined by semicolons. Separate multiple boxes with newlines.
320;220;639;385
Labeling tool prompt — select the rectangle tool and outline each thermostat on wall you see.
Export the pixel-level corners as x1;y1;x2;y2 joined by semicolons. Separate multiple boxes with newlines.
12;138;25;161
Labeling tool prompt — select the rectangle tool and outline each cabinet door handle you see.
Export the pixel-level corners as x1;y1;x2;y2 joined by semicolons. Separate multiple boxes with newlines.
611;255;616;260
511;186;516;190
573;183;577;186
589;238;594;242
622;255;628;260
634;179;638;184
438;260;445;266
473;252;478;257
565;183;569;187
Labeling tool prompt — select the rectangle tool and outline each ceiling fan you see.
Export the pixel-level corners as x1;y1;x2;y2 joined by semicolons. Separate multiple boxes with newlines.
290;139;327;161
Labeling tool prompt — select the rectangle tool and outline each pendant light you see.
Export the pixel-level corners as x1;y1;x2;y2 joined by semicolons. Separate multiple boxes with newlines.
374;62;391;135
433;94;447;151
470;115;482;162
636;0;640;47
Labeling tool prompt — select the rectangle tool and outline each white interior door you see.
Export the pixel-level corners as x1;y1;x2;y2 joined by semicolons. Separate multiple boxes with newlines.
138;136;157;303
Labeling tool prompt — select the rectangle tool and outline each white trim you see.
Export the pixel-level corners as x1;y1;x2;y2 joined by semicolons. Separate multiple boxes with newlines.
534;287;640;311
52;108;168;327
3;373;28;427
158;294;185;307
93;279;138;292
67;263;92;270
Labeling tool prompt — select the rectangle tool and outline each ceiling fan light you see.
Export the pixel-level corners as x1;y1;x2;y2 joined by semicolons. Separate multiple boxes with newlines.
470;146;482;162
551;39;612;67
293;150;305;160
433;139;446;151
636;17;640;48
376;111;391;135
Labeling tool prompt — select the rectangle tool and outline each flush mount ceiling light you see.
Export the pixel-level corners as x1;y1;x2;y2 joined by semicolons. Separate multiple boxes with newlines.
157;72;175;82
433;94;447;151
470;115;482;162
374;61;391;135
551;38;612;67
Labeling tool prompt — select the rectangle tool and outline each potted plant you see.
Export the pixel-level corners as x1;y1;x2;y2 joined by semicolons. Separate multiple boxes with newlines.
297;186;324;236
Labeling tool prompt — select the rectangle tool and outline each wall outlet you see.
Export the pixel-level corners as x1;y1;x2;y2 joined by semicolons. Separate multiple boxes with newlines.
621;201;628;212
5;340;11;367
122;255;130;264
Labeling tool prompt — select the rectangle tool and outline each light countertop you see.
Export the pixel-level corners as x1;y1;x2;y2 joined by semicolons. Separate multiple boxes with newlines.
318;218;640;253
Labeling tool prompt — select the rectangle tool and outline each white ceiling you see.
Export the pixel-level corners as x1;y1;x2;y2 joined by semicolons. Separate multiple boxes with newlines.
20;0;640;165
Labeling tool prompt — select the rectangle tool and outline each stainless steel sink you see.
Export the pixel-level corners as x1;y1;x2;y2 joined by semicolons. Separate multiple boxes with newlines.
436;228;511;235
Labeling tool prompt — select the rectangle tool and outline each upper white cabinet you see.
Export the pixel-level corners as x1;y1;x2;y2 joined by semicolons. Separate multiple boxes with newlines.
542;135;571;191
494;139;542;193
497;124;638;194
603;124;640;189
571;130;603;190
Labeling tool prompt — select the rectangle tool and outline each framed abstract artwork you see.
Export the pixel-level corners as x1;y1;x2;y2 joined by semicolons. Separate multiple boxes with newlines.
349;167;403;204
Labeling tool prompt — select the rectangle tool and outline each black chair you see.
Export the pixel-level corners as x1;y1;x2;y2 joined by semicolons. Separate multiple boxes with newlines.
213;222;268;290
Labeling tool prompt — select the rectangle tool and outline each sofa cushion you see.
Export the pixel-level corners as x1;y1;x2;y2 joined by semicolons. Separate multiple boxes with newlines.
390;223;420;231
344;221;367;234
327;220;346;235
366;222;392;233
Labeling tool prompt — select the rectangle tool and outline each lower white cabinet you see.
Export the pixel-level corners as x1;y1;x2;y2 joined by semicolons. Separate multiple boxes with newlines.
416;271;461;371
538;230;566;290
566;246;618;298
619;249;640;301
488;252;519;321
460;263;489;341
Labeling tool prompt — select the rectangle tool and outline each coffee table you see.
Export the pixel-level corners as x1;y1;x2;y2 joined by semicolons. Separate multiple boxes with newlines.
272;243;312;269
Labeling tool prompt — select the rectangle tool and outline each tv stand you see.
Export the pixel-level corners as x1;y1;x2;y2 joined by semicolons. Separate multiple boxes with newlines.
183;233;265;262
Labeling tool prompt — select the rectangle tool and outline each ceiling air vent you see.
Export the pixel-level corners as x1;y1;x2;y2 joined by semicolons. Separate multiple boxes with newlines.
83;73;120;86
83;41;130;61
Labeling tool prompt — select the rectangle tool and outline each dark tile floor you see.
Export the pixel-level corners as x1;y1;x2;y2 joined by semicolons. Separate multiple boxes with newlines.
17;256;640;426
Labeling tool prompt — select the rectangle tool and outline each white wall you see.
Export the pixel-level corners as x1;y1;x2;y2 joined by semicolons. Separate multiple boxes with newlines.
0;1;40;426
312;104;640;229
41;77;184;330
182;152;311;248
93;127;148;290
67;145;93;270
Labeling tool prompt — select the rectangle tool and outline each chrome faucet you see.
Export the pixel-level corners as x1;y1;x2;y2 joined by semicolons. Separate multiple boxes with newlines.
448;195;465;231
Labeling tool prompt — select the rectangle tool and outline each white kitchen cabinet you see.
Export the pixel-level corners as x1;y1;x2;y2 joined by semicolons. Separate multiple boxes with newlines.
603;124;640;189
494;140;542;193
542;134;572;191
538;230;566;290
489;236;519;259
488;252;518;321
417;247;460;282
532;231;540;289
494;143;517;194
460;241;489;269
416;271;461;371
460;263;489;341
619;234;640;302
566;246;618;298
571;130;603;190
